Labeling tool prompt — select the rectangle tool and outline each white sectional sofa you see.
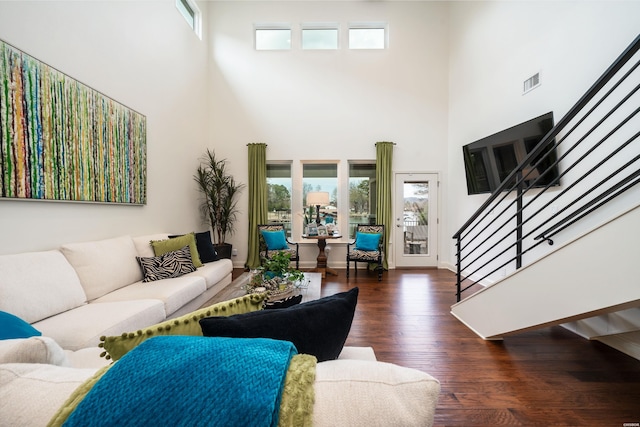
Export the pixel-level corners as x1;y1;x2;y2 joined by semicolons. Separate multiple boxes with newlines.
0;343;440;427
0;232;441;426
0;233;233;357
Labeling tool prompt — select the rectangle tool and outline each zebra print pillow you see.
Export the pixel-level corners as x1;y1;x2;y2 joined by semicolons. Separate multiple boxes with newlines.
137;245;197;283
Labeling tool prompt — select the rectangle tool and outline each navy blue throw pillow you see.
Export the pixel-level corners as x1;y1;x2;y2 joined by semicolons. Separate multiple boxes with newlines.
169;231;218;263
199;288;358;362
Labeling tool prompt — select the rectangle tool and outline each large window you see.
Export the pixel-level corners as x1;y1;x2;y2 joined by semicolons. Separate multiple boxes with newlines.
303;163;338;230
267;163;293;236
348;162;376;238
264;161;376;238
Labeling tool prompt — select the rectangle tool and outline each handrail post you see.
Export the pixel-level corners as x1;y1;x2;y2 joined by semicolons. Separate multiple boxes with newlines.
456;236;462;302
516;171;523;269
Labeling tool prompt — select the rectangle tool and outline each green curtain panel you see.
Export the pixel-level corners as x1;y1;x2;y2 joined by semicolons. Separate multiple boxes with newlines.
375;141;394;270
246;143;268;269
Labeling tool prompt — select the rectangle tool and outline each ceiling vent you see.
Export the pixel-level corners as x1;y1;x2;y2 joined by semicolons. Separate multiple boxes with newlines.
523;72;541;94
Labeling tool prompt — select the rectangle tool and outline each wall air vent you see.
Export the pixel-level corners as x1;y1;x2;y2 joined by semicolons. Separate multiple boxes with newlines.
523;72;541;94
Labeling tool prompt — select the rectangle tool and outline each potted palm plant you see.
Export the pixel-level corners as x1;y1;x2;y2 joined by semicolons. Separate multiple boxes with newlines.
194;149;245;259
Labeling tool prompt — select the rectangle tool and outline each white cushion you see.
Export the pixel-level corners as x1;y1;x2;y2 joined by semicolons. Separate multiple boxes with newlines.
33;300;166;351
337;346;377;361
0;250;87;323
0;337;69;366
313;360;440;427
0;363;97;427
0;358;439;427
132;233;170;258
93;276;207;317
0;337;109;368
184;258;233;289
60;235;143;300
64;347;111;369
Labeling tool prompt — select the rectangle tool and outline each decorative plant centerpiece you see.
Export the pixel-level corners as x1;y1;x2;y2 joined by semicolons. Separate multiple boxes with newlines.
247;252;305;299
194;149;245;259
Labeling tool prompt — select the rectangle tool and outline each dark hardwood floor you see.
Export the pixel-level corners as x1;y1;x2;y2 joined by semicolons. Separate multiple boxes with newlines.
233;268;640;426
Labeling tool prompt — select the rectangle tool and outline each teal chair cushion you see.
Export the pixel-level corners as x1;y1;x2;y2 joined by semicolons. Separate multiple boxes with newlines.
261;230;289;250
354;232;381;252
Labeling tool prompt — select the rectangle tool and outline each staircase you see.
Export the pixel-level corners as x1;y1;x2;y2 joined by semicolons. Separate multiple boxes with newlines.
451;205;640;339
451;34;640;349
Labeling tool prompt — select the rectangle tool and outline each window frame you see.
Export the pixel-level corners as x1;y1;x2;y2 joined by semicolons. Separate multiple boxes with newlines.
267;160;376;240
301;23;340;50
176;0;202;39
348;22;388;50
348;161;377;238
266;161;294;237
255;24;292;51
300;160;340;237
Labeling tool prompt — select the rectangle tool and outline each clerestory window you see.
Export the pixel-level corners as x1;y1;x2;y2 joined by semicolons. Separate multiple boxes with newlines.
255;26;292;50
348;24;387;49
176;0;202;39
302;24;339;50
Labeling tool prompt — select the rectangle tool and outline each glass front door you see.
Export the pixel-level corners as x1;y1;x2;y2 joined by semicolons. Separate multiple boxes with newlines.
394;173;438;267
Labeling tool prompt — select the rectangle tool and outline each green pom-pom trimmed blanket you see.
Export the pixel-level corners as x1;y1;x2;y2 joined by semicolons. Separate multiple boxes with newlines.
49;336;316;427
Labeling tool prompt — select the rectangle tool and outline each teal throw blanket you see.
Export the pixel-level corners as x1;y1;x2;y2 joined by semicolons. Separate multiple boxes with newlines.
63;335;297;427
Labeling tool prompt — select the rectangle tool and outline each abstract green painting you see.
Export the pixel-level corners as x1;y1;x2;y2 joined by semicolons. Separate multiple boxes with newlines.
0;39;146;204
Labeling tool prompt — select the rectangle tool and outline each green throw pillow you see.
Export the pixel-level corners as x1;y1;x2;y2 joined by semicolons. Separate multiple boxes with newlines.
151;232;203;267
99;293;268;361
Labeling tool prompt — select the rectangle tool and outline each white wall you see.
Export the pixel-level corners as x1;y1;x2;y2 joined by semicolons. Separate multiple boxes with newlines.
206;1;450;267
446;1;640;269
1;1;637;269
0;1;210;254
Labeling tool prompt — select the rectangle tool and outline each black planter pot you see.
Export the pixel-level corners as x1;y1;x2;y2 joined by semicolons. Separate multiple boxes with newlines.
214;243;233;260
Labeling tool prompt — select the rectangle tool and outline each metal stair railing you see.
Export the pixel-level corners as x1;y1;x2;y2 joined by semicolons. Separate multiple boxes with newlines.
453;34;640;302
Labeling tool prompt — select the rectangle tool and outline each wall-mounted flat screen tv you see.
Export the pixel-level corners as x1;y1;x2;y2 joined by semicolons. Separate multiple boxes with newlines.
462;112;560;195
